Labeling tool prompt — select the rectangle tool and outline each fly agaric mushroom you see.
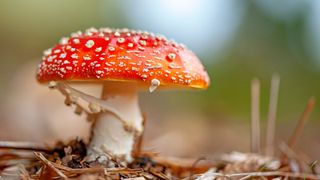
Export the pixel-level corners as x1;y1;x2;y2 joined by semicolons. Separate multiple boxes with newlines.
36;28;210;162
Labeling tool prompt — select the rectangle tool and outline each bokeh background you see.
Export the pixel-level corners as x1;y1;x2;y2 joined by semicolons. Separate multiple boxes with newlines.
0;0;319;159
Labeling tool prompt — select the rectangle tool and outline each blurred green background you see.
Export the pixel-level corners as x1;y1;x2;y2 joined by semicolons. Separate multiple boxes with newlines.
0;0;319;158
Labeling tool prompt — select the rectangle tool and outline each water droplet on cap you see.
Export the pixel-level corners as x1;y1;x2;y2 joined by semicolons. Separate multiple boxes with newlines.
48;81;57;89
166;53;176;62
95;47;102;52
117;38;125;43
85;40;95;48
139;40;147;46
127;43;134;48
149;78;160;93
72;39;80;44
108;46;115;52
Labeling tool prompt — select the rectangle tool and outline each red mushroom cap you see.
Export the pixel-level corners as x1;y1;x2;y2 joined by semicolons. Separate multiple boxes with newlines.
37;28;210;89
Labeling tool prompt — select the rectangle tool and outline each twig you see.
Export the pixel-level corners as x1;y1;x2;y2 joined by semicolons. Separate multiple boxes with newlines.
239;174;251;180
229;171;320;179
0;141;51;152
279;142;309;164
149;168;170;180
0;172;20;178
54;162;142;178
239;174;268;180
53;163;104;174
279;142;314;174
191;171;320;180
17;164;31;180
34;152;68;179
101;145;127;167
251;78;261;153
143;153;214;176
279;142;303;163
190;156;207;178
195;169;217;180
288;97;316;149
56;164;141;175
266;74;280;156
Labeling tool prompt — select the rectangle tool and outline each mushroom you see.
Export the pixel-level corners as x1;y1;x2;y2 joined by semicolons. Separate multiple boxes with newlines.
36;28;210;163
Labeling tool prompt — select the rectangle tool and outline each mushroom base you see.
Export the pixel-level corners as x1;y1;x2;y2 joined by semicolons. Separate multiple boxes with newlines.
87;82;143;163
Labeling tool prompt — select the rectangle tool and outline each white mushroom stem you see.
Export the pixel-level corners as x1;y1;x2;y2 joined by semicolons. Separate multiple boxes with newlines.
88;82;143;162
52;81;143;162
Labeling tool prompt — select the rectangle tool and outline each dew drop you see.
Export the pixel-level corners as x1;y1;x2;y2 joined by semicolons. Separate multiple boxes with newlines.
48;81;57;89
98;32;104;37
166;53;176;62
108;46;115;52
127;43;134;48
54;49;61;54
72;39;80;44
60;68;67;73
95;47;102;52
71;53;79;59
141;74;148;79
60;37;69;45
83;55;91;61
114;31;121;37
43;48;52;56
168;63;181;69
141;33;148;39
66;66;73;70
139;40;147;46
149;78;160;93
60;53;67;58
138;47;145;51
85;40;95;48
117;38;125;43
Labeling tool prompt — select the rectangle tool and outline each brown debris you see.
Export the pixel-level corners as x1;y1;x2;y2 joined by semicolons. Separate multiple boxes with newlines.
0;133;319;179
34;152;68;179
